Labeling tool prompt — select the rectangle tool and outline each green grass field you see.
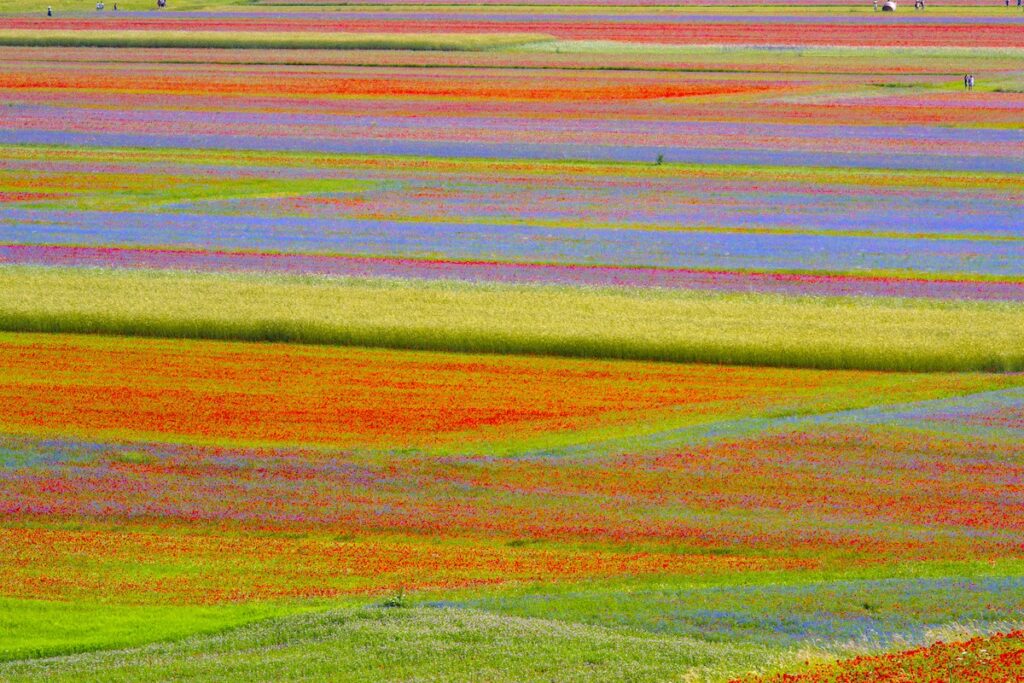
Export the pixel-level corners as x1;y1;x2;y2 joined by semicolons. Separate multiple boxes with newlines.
5;557;1024;682
0;605;798;683
0;599;312;663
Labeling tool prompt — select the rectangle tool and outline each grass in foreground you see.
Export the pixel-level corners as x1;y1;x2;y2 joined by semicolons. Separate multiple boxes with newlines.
0;605;805;683
6;600;1019;683
0;599;309;663
0;266;1021;372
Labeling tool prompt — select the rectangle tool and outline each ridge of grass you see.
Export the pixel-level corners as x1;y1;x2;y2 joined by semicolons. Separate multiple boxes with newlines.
0;604;802;682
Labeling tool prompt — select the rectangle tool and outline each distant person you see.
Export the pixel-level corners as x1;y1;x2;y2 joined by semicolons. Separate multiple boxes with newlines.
969;74;975;90
964;74;969;89
46;4;51;14
873;0;878;9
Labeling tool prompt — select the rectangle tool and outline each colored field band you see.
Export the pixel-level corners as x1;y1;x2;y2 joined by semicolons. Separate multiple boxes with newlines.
1;267;1022;372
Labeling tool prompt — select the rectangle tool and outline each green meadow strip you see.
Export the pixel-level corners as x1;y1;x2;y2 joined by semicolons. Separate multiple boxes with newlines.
2;267;1022;372
0;30;555;51
0;598;316;663
0;605;793;683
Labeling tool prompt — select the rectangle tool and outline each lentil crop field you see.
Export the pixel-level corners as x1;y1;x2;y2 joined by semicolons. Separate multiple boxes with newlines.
0;0;1022;680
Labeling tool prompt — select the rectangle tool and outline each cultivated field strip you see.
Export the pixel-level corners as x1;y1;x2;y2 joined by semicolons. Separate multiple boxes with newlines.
2;268;1022;371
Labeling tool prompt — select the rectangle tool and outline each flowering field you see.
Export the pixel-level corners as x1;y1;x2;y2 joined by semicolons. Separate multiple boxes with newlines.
0;1;1022;681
